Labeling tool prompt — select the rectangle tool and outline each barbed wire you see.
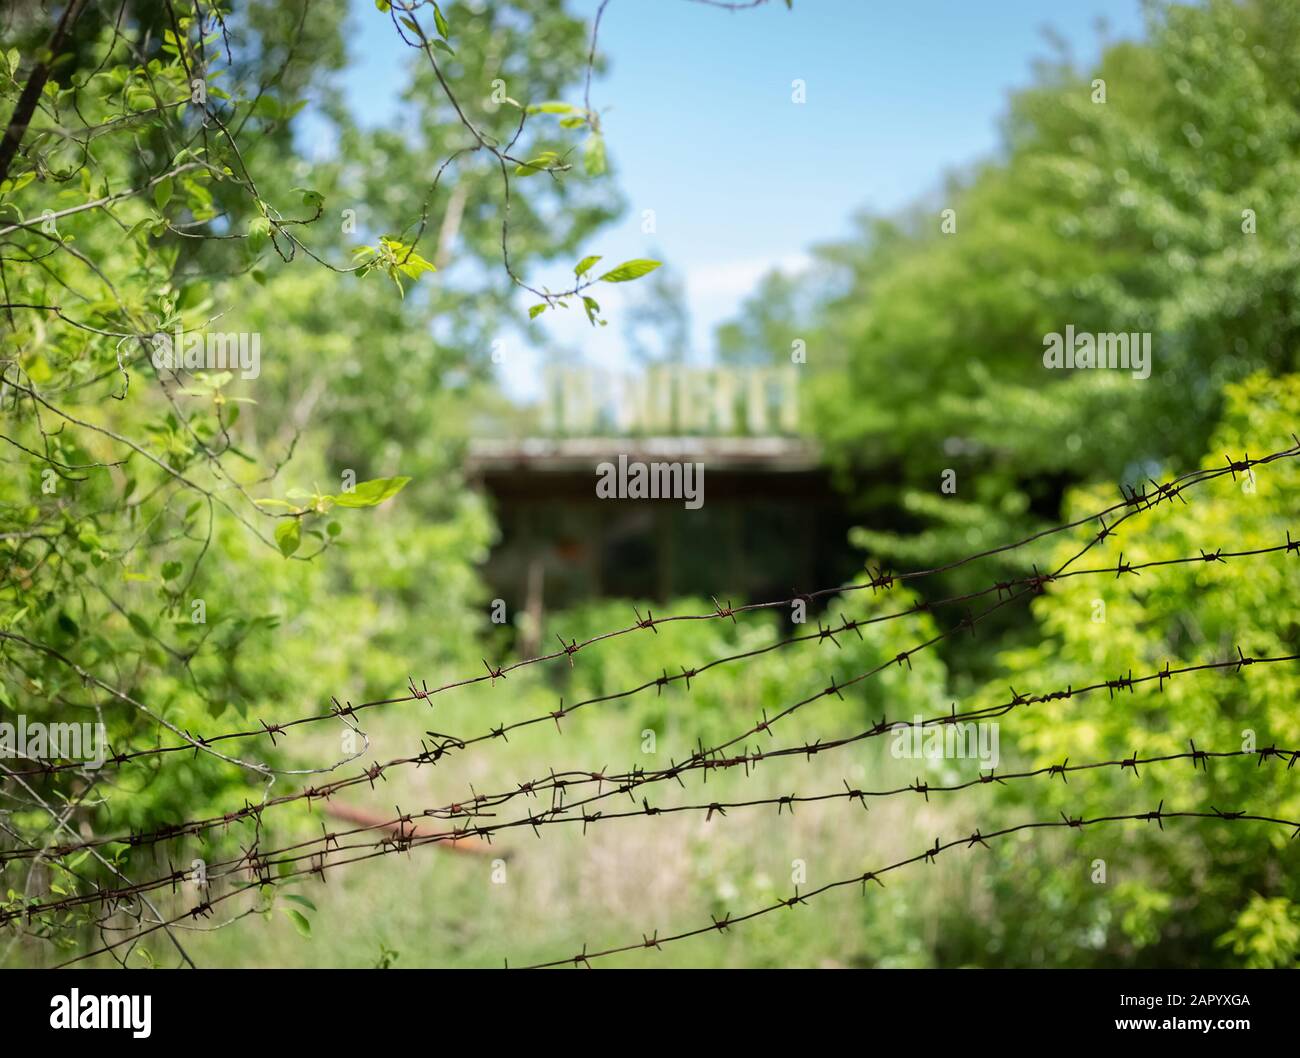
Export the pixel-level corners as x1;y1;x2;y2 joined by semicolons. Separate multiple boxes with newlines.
41;784;1300;968
6;519;1289;871
5;442;1291;787
9;649;1298;930
520;806;1300;968
4;443;1297;963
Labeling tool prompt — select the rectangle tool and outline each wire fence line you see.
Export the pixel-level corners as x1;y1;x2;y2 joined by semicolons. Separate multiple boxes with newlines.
8;647;1300;936
31;747;1300;966
4;533;1291;871
4;443;1291;785
519;808;1300;969
3;439;1290;869
3;441;1298;966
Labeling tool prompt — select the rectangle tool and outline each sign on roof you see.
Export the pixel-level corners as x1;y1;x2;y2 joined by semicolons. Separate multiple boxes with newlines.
539;364;801;437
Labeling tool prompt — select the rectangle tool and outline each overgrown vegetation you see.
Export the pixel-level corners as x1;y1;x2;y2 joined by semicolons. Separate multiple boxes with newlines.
2;0;1297;968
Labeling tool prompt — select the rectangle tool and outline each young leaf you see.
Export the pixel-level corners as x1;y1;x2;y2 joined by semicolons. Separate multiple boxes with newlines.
249;96;282;121
514;150;559;177
329;475;412;509
529;303;548;319
583;133;606;176
527;101;578;115
396;250;436;279
247;216;271;254
574;255;602;278
292;186;323;210
598;259;661;283
282;907;312;937
433;2;450;38
275;519;301;557
153;177;173;210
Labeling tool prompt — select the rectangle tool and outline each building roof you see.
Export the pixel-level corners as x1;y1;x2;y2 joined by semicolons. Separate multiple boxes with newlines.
466;436;822;475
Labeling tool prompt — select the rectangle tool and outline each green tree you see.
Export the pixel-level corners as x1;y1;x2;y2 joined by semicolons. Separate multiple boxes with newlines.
0;0;654;962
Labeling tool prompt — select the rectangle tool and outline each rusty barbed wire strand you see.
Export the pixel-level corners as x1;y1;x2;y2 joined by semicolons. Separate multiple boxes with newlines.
6;527;1287;870
43;781;1300;968
6;446;1296;962
8;527;1294;791
5;442;1290;784
10;649;1299;927
519;805;1300;968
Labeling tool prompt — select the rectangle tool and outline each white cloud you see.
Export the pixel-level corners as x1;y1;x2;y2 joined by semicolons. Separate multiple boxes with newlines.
683;252;812;353
684;252;812;300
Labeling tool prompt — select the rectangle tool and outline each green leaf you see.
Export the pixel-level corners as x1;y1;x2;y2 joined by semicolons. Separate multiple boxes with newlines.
283;907;312;937
583;133;606;177
433;3;450;38
329;475;412;509
249;96;282;121
292;186;323;211
274;519;301;557
396;250;436;279
430;38;455;56
400;16;420;34
598;259;661;283
1;171;35;196
574;255;602;278
283;893;318;912
527;101;578;115
153;177;173;210
514;151;558;177
161;560;183;580
528;303;548;319
247;215;271;254
374;0;391;11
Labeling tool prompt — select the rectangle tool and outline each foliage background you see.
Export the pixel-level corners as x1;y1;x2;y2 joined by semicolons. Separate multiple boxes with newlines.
2;0;1298;968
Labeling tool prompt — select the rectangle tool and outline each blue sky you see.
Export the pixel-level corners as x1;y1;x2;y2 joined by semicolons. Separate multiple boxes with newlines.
333;0;1147;389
